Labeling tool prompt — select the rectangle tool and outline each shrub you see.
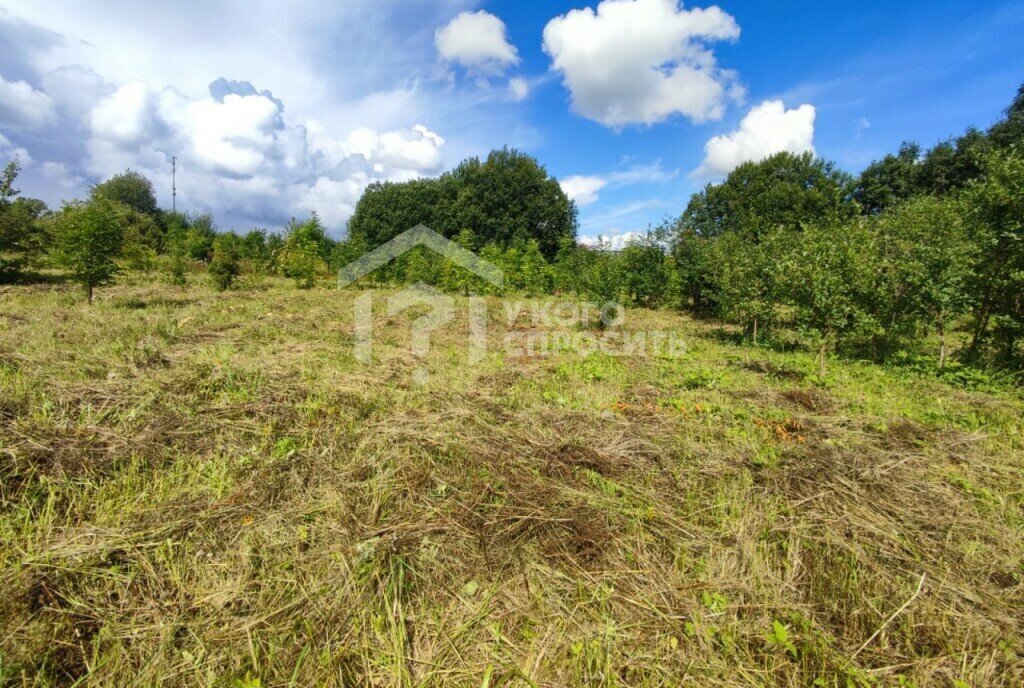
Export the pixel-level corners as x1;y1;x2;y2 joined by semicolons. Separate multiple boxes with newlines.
209;234;240;291
50;198;124;303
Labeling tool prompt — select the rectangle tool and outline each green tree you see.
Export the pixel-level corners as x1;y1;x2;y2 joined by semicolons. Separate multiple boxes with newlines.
987;81;1024;150
447;148;577;260
580;240;622;326
121;227;158;273
474;243;507;295
91;170;160;219
390;244;441;285
330;234;370;280
550;237;588;295
670;225;719;316
285;212;334;260
680;152;857;240
239;229;270;269
781;221;875;378
618;232;672;309
164;217;189;287
867;197;976;365
266;232;284;271
51;198;124;304
348;148;577;259
712;228;789;344
279;215;330;289
917;129;988;195
185;214;217;261
962;149;1024;366
503;239;551;295
209;233;241;291
117;204;162;273
853;142;923;214
440;228;482;294
1;158;49;278
347;177;453;249
1;159;49;280
279;244;322;289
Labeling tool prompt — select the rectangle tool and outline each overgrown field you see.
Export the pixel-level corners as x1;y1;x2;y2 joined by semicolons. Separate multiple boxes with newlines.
1;281;1022;687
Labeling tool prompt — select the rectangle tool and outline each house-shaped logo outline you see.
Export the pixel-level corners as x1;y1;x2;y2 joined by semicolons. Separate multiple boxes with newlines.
338;223;504;289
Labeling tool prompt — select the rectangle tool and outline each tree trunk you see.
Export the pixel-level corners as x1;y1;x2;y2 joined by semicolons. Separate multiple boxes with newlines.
967;301;992;361
752;316;758;347
87;283;94;305
937;317;947;370
967;251;1011;360
1005;335;1019;365
818;342;827;379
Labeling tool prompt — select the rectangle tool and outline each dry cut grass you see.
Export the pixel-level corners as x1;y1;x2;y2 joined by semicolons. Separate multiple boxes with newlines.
0;280;1022;686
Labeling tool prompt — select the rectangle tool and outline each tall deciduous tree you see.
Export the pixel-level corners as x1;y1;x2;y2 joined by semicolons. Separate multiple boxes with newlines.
91;170;160;219
711;227;789;345
0;159;48;280
51;198;124;304
347;178;453;250
867;196;976;366
348;148;577;260
447;148;577;260
853;142;923;214
917;129;988;195
962;149;1024;366
781;221;875;378
987;82;1024;150
680;152;857;239
618;233;672;309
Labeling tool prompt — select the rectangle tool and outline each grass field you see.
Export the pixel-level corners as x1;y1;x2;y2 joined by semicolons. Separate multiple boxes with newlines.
1;279;1022;687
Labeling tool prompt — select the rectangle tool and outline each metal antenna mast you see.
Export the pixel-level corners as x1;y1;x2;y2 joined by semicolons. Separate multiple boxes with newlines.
171;156;177;213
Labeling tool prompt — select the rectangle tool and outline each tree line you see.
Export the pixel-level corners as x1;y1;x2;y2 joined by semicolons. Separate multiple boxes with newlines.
0;147;579;300
0;164;355;299
339;86;1024;376
667;84;1024;375
339;85;1024;376
1;84;1021;375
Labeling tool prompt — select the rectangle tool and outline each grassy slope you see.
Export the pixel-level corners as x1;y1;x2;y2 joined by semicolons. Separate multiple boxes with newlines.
0;280;1022;687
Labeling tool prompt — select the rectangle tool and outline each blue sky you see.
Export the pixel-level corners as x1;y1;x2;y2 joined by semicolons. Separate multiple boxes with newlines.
1;1;1022;244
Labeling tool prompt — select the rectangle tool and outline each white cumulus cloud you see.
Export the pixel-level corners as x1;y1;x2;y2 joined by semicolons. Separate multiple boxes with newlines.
435;10;520;75
169;90;283;176
0;74;56;128
542;0;742;127
560;161;676;206
697;100;816;177
90;81;158;145
377;125;446;170
292;175;368;229
0;1;536;230
560;175;607;206
508;77;529;102
77;76;447;232
41;160;82;188
0;131;32;164
42;65;111;121
579;231;644;250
